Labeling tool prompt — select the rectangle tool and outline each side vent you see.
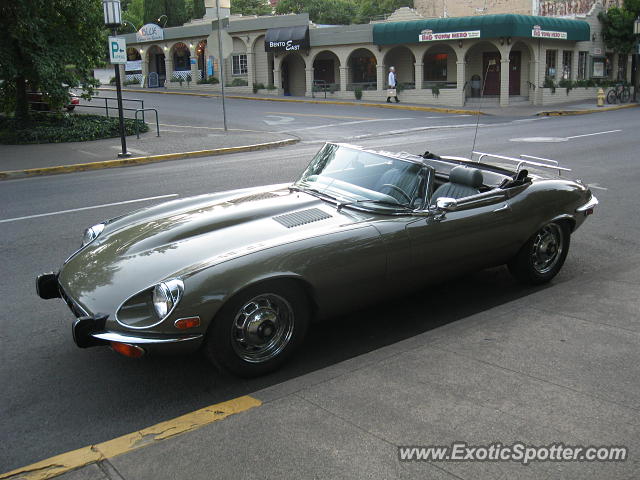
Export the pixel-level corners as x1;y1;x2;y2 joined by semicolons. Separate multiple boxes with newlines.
273;208;332;228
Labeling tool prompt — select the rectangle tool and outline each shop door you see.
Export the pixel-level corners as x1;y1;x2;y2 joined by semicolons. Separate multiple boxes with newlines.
509;51;521;96
155;54;166;84
314;60;335;84
482;52;501;96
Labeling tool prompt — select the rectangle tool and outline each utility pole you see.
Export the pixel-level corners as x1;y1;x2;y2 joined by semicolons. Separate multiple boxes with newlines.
215;0;228;131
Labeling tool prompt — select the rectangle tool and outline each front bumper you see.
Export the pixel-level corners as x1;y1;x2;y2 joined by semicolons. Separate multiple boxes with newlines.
37;273;203;354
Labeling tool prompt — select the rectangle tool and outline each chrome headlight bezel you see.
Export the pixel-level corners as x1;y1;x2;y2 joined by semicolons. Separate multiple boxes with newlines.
116;278;185;329
152;279;185;321
82;223;105;247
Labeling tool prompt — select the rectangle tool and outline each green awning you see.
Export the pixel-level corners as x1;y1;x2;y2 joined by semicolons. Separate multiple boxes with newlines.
373;14;590;45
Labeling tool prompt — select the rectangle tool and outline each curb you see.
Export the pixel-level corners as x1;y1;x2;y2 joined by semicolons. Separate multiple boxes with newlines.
0;138;298;181
537;102;639;116
0;395;261;480
97;87;482;116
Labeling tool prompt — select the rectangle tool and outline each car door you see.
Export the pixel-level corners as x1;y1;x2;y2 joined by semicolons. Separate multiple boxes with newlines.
404;190;516;284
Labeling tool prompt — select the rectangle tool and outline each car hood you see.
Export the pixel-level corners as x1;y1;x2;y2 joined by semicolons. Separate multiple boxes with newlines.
58;184;372;313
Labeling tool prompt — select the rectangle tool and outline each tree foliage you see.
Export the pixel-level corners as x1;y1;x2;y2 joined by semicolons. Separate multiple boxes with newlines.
121;0;144;31
231;0;272;16
143;0;165;25
274;0;413;24
598;0;640;55
0;0;105;122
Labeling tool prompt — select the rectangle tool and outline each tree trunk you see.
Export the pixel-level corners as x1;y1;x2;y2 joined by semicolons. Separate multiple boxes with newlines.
15;75;30;127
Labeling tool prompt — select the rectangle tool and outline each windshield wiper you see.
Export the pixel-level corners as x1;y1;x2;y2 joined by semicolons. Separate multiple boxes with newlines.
336;198;411;212
290;184;340;202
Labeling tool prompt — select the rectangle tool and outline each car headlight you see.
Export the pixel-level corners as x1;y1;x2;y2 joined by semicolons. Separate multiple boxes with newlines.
82;223;105;247
152;279;184;320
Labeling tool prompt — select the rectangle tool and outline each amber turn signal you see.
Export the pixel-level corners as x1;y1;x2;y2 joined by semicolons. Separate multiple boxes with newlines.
110;342;145;358
174;316;201;330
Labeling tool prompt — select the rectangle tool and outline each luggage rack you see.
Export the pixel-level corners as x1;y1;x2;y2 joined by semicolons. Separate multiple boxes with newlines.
471;151;571;176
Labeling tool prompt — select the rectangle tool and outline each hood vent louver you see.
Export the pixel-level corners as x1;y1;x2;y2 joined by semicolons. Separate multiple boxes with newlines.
273;208;332;228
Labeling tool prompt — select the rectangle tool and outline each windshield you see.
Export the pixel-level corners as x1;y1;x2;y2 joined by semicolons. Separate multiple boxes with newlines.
295;144;425;210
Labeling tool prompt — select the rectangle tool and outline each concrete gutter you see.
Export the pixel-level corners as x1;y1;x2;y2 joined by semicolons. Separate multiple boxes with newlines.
537;102;640;116
0;138;298;181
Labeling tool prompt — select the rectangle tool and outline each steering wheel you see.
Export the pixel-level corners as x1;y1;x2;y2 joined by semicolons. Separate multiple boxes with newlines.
380;184;411;203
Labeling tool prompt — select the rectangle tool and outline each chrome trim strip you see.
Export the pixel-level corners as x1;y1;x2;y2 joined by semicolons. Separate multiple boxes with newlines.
58;283;90;317
114;278;184;331
576;194;599;213
92;331;203;345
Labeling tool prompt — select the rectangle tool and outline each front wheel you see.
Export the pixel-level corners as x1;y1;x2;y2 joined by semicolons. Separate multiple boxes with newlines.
606;90;618;104
508;222;570;285
620;88;631;103
204;280;310;377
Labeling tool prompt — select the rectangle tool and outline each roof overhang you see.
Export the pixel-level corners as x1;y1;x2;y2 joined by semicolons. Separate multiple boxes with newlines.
373;14;590;45
265;25;310;52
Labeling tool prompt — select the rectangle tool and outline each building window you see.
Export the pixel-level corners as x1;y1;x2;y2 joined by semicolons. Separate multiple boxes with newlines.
545;50;557;77
232;54;248;75
578;51;588;79
617;54;628;81
562;51;572;79
424;54;448;81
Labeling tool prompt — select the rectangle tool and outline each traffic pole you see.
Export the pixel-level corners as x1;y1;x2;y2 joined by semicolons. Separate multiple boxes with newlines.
113;28;130;157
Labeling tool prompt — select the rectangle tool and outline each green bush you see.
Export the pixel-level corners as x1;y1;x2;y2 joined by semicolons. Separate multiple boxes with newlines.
431;85;440;97
266;84;276;90
123;79;139;86
109;76;117;85
543;76;556;93
226;78;248;87
0;113;149;145
197;76;219;84
253;82;266;93
558;78;574;95
354;87;363;100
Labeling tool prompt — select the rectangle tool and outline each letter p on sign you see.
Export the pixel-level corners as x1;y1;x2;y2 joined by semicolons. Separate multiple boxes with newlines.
108;36;127;64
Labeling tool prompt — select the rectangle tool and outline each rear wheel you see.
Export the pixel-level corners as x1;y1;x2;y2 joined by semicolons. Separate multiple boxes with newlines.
204;280;310;377
508;222;570;285
606;89;618;104
620;87;631;103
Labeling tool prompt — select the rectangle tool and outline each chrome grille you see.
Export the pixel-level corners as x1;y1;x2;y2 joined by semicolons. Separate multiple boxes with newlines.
273;208;332;228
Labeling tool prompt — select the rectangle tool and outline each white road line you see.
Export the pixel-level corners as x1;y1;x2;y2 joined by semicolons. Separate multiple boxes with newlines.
566;129;621;139
278;118;413;133
588;183;608;191
0;194;178;224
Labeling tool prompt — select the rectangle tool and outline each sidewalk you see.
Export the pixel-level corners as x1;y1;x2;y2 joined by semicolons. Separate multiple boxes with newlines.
0;127;297;179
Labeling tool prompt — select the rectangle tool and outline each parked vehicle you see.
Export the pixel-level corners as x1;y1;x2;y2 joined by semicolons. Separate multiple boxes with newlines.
37;143;597;377
28;91;79;111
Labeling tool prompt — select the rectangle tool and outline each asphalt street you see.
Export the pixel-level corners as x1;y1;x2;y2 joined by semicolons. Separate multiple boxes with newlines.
1;99;639;475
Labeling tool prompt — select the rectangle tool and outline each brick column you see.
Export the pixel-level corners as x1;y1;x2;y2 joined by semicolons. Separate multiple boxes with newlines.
457;61;466;106
339;66;348;92
305;67;314;97
246;52;255;89
414;62;423;90
376;64;385;91
189;47;199;82
273;68;282;94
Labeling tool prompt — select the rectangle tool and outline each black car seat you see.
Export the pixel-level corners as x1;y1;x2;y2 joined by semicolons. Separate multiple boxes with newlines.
431;166;483;201
374;168;418;203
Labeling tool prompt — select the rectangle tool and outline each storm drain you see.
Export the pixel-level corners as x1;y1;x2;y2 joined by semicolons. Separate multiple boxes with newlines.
273;208;332;228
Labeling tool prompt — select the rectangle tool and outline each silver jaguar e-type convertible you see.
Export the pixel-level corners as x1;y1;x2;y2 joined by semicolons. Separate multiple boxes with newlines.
37;143;597;376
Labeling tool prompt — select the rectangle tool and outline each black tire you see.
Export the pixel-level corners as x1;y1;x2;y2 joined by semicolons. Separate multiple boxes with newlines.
508;222;570;285
606;90;617;104
204;280;310;377
620;88;631;103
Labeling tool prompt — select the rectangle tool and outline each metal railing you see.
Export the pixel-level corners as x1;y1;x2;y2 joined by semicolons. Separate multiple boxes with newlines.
472;151;571;176
76;95;146;121
135;108;160;139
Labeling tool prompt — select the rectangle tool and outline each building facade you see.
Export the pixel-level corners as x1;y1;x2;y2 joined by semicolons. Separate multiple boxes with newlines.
117;2;632;108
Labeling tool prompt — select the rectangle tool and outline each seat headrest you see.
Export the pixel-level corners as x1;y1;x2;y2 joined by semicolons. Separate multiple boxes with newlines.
449;166;483;188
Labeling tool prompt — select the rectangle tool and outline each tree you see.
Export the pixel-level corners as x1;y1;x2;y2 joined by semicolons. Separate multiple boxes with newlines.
165;0;188;26
0;0;105;124
121;0;144;31
143;0;165;24
231;0;272;16
275;0;413;25
598;6;636;55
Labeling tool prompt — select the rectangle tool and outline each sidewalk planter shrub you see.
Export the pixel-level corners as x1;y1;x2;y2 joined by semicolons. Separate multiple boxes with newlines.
431;85;440;97
354;87;363;100
0;114;148;144
253;82;266;93
197;77;219;85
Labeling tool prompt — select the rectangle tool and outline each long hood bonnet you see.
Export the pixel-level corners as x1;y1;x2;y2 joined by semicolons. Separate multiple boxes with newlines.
58;186;369;312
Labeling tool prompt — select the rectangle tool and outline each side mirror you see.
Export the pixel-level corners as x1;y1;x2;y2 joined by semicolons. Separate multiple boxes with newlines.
435;197;458;212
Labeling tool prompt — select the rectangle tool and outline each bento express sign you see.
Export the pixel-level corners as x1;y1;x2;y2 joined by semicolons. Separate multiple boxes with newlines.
419;29;480;42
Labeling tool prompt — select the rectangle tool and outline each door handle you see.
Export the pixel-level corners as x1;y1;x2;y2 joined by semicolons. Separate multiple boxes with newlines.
493;204;509;213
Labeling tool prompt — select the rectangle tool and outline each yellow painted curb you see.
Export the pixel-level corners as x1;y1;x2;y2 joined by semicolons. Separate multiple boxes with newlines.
538;102;639;116
0;395;262;480
0;138;298;180
96;87;481;115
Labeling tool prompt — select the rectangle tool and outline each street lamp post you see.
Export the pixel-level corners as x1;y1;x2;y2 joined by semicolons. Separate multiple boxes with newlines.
103;0;130;158
634;17;640;102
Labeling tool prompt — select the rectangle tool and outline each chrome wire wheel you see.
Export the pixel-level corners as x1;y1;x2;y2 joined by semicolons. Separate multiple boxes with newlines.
531;223;564;275
231;293;295;364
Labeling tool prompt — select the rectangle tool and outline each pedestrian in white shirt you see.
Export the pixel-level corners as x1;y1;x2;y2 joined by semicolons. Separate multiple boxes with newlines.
387;66;399;103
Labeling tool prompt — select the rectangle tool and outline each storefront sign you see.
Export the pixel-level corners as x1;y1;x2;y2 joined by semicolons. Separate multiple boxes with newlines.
592;58;605;77
125;60;142;71
264;26;310;53
531;26;567;39
419;29;480;42
136;23;164;42
108;37;127;64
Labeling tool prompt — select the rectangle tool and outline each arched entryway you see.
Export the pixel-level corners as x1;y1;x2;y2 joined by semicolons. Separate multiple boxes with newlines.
281;53;306;96
147;45;166;87
509;41;534;98
171;42;191;81
312;50;340;90
383;46;415;89
348;48;377;90
465;42;501;97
